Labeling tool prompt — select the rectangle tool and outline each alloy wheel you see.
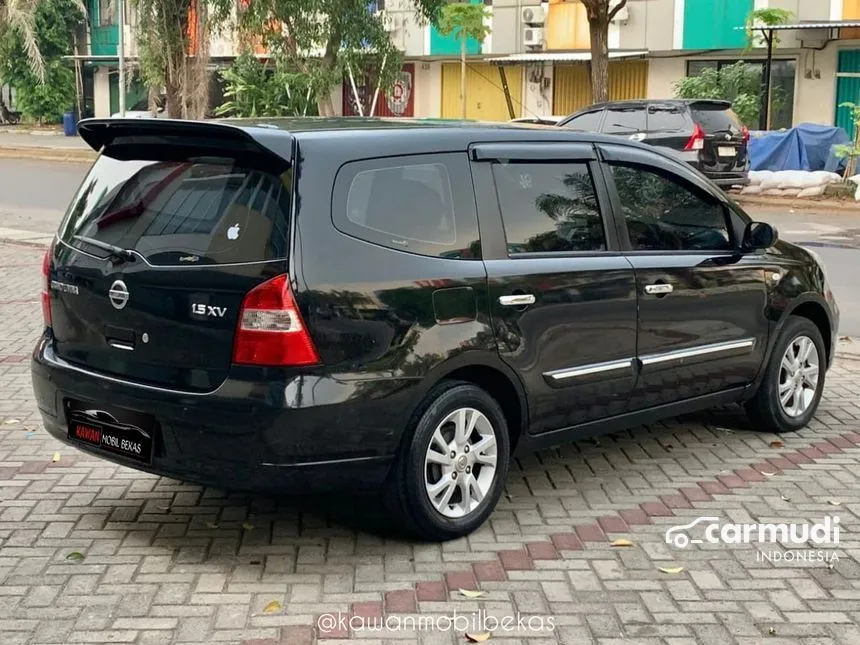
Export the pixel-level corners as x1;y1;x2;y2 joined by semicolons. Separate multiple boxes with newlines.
778;335;820;418
423;407;498;519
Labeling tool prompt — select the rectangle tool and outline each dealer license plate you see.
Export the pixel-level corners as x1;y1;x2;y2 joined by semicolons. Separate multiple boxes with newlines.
67;408;153;464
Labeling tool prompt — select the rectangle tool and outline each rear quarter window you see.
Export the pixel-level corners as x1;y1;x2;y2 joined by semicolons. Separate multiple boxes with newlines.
332;153;481;259
59;156;292;266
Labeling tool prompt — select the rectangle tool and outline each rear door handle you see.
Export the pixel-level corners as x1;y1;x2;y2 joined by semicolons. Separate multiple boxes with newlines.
499;294;536;306
644;283;674;295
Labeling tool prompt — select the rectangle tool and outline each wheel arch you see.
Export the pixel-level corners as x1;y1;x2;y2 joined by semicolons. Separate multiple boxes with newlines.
784;295;834;366
418;352;529;454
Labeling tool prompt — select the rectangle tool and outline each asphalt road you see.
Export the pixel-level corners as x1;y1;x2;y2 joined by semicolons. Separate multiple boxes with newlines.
2;158;859;335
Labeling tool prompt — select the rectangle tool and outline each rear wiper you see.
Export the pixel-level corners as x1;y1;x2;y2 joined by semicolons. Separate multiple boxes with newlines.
73;235;136;263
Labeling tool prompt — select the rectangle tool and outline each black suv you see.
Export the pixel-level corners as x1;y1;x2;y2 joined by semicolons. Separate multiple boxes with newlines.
32;118;837;540
559;99;750;188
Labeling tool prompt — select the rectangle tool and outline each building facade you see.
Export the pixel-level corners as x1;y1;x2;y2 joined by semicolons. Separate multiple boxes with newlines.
75;0;860;133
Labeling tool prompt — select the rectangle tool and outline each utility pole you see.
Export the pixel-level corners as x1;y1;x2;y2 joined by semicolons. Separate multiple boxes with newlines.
118;0;126;117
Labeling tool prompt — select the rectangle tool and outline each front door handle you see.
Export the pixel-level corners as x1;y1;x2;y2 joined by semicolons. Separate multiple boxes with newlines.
644;283;674;296
499;294;536;307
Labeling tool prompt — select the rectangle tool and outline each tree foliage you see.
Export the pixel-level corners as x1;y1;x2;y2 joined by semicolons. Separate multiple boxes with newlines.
215;52;318;117
437;2;490;43
579;0;628;104
232;0;445;115
0;0;82;122
746;7;793;47
134;0;211;118
674;62;770;129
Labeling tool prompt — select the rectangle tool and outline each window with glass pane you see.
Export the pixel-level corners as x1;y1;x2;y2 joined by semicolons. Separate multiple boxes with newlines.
603;106;646;135
562;110;603;132
610;165;731;252
492;162;606;254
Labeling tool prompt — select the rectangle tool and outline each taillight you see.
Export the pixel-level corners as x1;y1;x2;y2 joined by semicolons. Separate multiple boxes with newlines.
685;123;705;151
232;274;320;366
41;243;53;328
742;125;750;143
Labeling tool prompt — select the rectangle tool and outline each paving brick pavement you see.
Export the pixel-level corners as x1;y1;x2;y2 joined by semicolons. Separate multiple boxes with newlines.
1;239;859;645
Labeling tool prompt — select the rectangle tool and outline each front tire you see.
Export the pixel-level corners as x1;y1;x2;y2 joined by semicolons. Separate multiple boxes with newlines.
386;381;510;541
746;316;826;433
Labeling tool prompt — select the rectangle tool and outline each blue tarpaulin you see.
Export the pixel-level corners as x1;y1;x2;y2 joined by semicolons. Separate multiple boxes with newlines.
748;123;850;173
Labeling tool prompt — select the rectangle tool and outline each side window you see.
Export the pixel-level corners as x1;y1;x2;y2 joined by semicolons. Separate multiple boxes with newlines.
491;161;606;254
333;154;481;259
562;110;603;132
603;107;646;135
610;164;731;252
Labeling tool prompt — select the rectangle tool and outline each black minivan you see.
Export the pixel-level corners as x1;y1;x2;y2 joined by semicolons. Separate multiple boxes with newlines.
559;99;751;187
32;118;837;540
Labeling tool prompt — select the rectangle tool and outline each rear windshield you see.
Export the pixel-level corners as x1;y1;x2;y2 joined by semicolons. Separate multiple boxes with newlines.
691;104;743;134
59;156;292;266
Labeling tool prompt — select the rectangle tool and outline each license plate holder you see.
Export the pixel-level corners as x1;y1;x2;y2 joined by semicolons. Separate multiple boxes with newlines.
66;403;154;465
718;146;736;157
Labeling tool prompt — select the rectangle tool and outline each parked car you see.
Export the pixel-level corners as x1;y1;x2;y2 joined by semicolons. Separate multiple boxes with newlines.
559;99;751;188
509;115;565;126
111;95;166;119
33;117;837;540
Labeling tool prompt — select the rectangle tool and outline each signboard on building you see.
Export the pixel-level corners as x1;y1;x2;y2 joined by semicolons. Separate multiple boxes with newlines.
343;63;415;117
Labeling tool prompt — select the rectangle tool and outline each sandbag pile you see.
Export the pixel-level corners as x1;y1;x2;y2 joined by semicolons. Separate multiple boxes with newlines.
739;170;842;198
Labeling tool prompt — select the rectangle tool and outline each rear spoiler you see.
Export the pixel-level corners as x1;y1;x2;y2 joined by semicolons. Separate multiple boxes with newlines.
78;118;294;169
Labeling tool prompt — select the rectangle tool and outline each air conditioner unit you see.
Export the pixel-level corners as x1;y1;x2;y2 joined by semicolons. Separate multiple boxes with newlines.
610;0;629;23
523;27;544;48
521;6;546;26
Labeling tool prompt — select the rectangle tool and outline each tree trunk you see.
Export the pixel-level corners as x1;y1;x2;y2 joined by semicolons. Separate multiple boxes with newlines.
165;78;182;119
588;16;610;104
460;37;467;119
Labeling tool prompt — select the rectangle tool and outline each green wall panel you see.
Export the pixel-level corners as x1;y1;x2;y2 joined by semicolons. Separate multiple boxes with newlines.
683;0;752;50
836;51;860;137
429;0;482;56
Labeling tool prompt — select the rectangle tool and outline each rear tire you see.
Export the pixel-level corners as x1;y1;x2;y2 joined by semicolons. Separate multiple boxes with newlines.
385;381;510;541
746;316;826;433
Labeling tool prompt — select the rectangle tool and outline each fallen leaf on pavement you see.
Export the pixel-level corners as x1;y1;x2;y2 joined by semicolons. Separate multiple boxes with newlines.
205;521;219;529
768;627;776;635
827;500;841;506
458;589;486;598
610;539;634;547
242;522;255;530
780;494;791;502
466;632;491;643
839;336;853;343
52;452;60;462
658;567;684;574
65;552;84;562
761;471;776;477
769;441;783;448
4;419;19;425
263;600;282;614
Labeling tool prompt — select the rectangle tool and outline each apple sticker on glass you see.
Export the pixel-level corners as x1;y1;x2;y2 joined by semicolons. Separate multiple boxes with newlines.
227;223;241;240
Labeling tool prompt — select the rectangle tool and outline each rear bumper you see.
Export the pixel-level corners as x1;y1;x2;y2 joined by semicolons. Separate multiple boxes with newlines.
705;172;750;187
31;336;420;493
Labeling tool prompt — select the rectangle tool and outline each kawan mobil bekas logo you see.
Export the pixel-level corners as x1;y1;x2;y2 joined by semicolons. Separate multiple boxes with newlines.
665;516;841;563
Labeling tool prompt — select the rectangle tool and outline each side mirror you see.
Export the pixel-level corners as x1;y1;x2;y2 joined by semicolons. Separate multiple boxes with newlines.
743;221;778;251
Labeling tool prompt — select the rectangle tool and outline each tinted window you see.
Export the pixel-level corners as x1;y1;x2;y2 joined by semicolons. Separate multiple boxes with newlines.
603;106;646;134
610;165;731;252
59;157;291;265
334;154;481;259
691;104;743;134
492;162;605;254
562;110;603;131
648;106;688;132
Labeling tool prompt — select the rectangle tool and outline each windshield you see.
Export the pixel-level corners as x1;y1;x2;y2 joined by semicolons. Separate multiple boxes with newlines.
59;156;292;266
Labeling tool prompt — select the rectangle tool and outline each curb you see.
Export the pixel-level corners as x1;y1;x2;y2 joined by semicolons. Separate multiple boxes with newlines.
732;194;860;212
0;146;95;163
0;237;51;249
